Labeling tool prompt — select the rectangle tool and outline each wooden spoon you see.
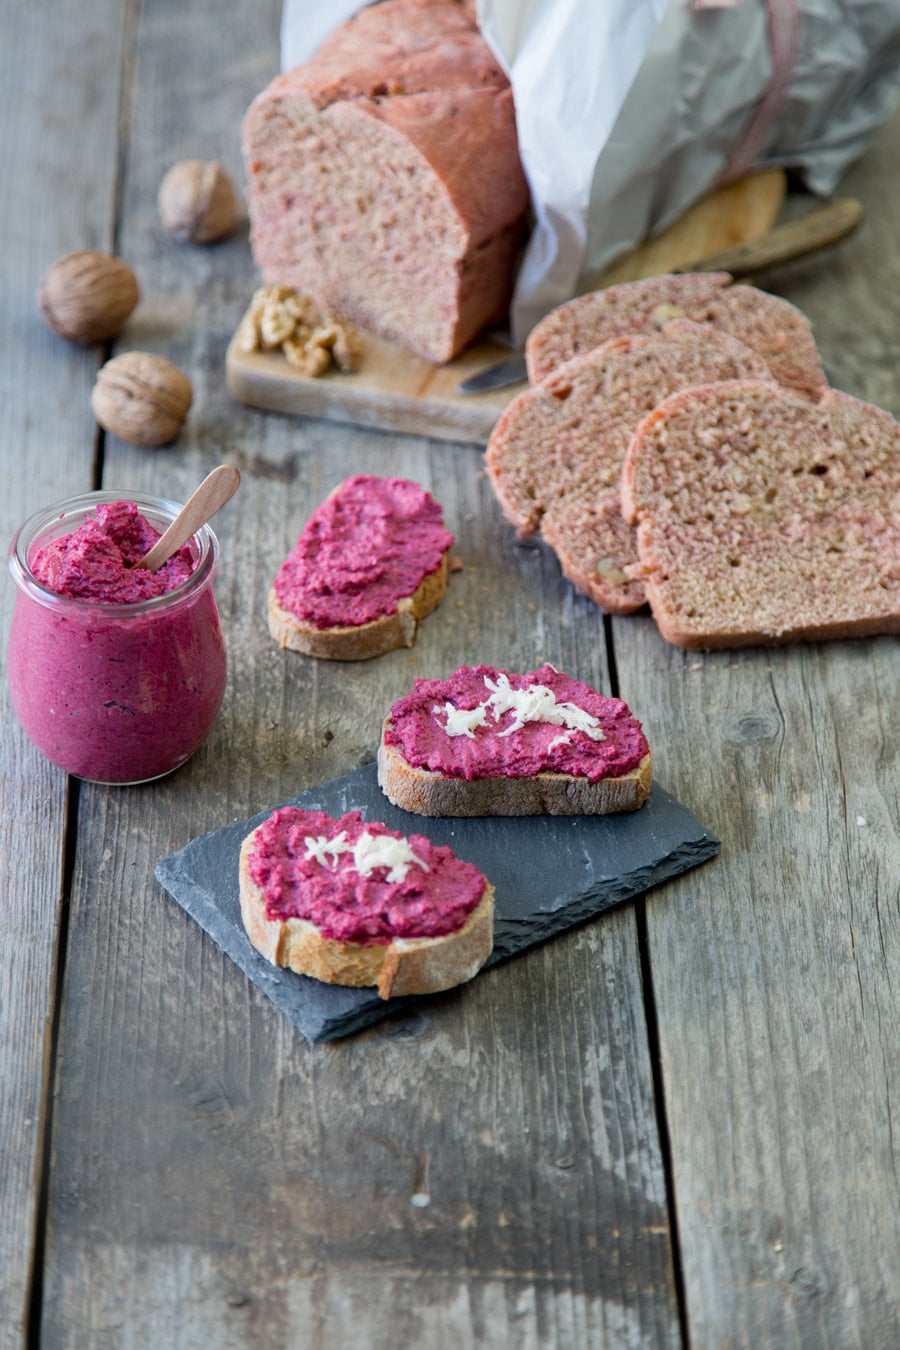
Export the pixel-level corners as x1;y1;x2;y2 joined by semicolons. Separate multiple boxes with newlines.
137;464;241;571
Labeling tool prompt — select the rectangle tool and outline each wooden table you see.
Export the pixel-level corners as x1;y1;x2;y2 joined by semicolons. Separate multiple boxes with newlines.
2;5;898;1346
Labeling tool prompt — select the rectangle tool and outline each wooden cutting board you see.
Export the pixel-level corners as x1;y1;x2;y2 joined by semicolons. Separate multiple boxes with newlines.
226;169;787;445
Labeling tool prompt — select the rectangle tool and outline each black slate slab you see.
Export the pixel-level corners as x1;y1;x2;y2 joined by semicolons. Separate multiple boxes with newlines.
155;762;720;1042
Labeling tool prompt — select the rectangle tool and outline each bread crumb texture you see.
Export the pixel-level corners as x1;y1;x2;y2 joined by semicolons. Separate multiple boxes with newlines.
486;321;774;613
622;381;900;648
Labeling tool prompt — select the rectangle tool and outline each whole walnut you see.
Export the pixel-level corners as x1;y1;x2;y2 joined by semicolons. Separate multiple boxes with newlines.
38;251;140;344
158;160;238;243
91;352;193;447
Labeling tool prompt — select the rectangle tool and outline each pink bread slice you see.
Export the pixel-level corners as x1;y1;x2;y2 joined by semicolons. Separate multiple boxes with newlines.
621;380;900;648
525;273;827;401
485;321;773;613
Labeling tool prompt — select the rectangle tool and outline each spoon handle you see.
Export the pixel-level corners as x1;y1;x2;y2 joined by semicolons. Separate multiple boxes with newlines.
139;464;241;572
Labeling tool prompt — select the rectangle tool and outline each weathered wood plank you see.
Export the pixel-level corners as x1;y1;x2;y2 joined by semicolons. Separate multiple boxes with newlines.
616;105;900;1347
36;1;682;1345
628;634;899;1347
0;3;135;1345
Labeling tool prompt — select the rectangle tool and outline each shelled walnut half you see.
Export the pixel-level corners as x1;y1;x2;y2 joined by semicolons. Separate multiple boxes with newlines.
236;285;362;377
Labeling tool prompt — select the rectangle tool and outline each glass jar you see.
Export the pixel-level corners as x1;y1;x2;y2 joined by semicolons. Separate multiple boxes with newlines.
7;490;227;784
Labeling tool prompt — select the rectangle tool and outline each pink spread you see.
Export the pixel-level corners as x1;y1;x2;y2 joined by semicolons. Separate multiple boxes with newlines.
248;807;486;944
8;497;226;783
30;500;195;601
272;475;453;629
384;664;649;784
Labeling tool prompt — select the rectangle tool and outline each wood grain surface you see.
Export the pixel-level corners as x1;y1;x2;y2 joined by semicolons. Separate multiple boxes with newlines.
0;1;134;1343
2;3;899;1348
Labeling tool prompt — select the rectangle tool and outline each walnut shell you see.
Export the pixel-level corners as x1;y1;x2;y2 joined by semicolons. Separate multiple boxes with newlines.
158;160;238;243
38;251;140;344
91;352;193;447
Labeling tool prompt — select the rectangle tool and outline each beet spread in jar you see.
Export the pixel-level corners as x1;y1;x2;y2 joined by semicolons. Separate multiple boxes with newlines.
7;491;227;784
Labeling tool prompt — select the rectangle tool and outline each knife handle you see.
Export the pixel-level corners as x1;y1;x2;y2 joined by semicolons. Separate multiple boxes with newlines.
674;197;863;279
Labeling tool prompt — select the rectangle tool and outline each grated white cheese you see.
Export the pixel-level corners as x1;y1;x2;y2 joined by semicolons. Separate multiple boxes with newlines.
434;700;488;738
304;831;351;868
482;672;605;741
304;829;428;883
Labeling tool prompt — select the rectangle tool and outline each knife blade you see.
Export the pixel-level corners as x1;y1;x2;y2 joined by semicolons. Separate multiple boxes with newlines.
458;197;863;395
458;350;528;393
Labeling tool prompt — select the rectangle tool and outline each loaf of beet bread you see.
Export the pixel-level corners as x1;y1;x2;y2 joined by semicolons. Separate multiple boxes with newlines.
242;0;530;364
240;806;494;999
485;321;773;613
378;664;652;816
525;273;827;400
621;380;900;648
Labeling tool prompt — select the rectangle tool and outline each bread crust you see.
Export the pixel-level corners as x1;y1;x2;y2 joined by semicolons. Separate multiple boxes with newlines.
268;549;451;660
238;829;494;999
377;722;652;816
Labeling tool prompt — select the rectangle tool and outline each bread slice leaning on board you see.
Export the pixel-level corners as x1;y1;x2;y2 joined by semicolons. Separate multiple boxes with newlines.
524;272;828;400
378;664;652;817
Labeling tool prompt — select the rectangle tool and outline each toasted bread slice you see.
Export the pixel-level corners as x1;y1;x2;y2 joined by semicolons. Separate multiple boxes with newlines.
269;474;453;660
378;730;651;816
378;664;652;816
239;812;494;999
268;548;450;660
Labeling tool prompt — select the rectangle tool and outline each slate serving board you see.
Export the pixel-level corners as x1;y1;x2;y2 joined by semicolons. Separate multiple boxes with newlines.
155;762;720;1042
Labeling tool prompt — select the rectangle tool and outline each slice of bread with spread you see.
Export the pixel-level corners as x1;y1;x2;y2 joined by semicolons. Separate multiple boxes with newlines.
525;273;827;401
621;380;900;648
485;321;773;613
378;663;651;816
269;474;453;660
239;806;494;999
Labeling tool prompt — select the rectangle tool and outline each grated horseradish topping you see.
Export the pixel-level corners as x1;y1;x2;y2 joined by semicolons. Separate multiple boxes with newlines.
435;672;605;747
304;830;429;884
435;703;488;739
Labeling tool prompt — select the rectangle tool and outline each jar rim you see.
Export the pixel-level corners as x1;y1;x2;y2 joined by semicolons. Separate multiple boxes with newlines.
7;488;220;616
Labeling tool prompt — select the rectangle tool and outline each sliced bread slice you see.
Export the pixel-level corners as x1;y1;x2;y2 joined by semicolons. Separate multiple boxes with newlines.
525;273;827;400
621;380;900;648
485;321;773;613
239;807;494;999
378;664;652;816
